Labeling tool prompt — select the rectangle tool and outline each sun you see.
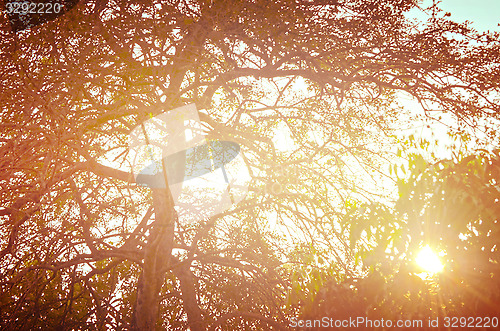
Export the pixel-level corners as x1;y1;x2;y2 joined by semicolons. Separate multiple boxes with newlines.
415;245;444;275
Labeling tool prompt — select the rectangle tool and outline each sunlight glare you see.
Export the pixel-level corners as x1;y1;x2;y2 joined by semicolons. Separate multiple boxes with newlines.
416;245;444;275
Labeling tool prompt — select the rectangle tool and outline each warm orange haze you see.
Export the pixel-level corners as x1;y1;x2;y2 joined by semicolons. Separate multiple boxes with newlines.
0;0;499;330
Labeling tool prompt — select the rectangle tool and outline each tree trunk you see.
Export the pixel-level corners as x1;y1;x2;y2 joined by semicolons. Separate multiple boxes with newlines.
132;188;175;330
174;262;205;331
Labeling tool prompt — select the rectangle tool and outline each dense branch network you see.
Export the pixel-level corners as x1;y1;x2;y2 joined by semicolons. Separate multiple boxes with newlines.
0;0;499;329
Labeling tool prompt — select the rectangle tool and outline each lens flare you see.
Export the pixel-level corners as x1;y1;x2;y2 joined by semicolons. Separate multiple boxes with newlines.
416;245;444;274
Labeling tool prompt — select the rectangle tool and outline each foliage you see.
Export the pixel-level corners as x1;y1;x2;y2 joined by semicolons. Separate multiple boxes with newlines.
304;142;500;328
0;0;499;329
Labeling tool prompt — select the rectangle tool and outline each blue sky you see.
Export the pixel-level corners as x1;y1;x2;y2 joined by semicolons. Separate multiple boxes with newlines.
426;0;500;32
398;1;500;159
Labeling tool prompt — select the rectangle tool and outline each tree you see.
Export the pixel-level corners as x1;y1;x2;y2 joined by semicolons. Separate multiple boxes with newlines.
0;0;499;329
303;141;500;329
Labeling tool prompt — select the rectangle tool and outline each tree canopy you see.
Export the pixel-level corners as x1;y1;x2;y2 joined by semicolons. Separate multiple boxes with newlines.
0;0;499;329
